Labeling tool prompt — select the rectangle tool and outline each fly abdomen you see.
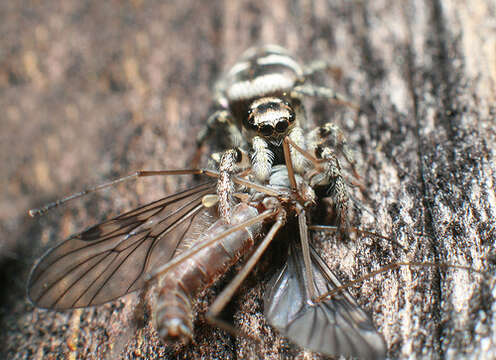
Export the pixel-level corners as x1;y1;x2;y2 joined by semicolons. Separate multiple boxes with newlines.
154;203;262;342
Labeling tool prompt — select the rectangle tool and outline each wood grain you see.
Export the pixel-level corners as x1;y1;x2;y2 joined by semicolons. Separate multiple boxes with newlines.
1;1;495;359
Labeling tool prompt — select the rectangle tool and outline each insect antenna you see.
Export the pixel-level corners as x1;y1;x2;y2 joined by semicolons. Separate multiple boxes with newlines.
28;169;221;217
28;165;284;218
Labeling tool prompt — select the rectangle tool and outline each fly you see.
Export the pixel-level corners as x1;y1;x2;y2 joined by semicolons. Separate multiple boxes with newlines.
27;45;385;359
27;158;387;359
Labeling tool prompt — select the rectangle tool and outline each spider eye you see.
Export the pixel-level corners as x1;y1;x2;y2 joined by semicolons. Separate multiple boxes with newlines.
315;145;324;159
275;120;288;133
259;124;274;136
288;110;295;123
245;116;258;131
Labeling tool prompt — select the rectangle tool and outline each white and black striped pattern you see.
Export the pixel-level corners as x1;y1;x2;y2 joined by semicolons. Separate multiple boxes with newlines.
222;45;304;101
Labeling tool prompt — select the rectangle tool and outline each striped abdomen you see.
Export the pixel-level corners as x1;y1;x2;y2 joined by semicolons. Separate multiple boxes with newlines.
223;45;304;102
154;203;262;341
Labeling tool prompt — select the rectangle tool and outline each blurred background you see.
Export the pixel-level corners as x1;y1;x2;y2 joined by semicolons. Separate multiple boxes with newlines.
1;1;495;359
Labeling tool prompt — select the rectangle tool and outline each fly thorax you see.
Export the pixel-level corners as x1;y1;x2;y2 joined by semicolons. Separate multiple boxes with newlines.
244;97;296;142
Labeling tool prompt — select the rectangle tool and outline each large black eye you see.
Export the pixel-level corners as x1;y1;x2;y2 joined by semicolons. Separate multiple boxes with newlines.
244;116;258;131
260;124;274;136
275;120;288;133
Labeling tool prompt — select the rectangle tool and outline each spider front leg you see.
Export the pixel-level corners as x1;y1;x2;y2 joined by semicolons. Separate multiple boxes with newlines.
302;59;344;81
217;148;250;222
250;136;274;183
312;147;351;239
250;124;307;183
306;122;359;179
193;109;245;168
292;84;359;110
297;59;358;109
286;129;353;239
306;123;359;237
287;125;307;175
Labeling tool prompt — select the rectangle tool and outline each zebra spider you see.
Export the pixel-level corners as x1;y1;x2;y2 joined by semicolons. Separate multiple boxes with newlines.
197;45;358;230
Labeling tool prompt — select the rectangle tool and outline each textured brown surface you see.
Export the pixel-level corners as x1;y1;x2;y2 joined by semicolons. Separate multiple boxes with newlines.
1;1;496;359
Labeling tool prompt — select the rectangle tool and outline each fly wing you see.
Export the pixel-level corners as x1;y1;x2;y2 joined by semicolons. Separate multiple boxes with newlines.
28;182;217;310
264;241;387;359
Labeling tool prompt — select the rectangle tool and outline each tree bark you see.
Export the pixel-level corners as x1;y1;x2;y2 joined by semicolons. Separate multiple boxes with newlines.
1;1;495;359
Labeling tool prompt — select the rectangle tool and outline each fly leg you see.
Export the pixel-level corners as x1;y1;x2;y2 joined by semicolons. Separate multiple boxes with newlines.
206;208;286;339
281;138;318;301
316;261;486;303
309;224;392;243
297;207;319;301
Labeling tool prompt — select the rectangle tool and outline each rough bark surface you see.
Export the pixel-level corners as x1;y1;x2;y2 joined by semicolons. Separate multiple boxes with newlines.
1;1;495;359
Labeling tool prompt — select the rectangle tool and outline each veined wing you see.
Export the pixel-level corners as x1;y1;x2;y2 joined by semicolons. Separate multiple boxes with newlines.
28;182;217;310
264;241;386;359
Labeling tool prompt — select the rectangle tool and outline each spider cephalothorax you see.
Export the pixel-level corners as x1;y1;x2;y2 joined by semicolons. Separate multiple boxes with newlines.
245;97;296;143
